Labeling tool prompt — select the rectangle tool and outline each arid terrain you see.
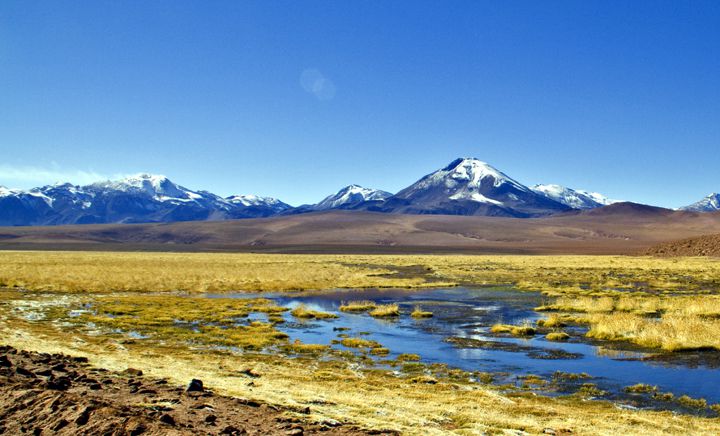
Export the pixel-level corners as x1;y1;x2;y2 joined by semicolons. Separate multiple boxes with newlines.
0;345;375;436
1;204;720;255
645;233;720;257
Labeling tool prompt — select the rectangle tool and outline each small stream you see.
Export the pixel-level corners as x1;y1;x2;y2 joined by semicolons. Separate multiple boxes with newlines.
207;287;720;411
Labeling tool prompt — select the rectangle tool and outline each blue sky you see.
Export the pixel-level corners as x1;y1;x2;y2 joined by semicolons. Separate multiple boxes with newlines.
1;1;718;207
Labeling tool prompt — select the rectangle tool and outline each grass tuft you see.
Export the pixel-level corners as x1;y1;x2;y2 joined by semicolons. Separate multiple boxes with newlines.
369;303;400;318
410;306;433;318
545;332;570;341
339;300;377;312
290;304;338;320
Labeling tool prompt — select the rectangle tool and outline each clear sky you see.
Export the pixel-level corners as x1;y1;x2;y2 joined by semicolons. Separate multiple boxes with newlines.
1;1;718;207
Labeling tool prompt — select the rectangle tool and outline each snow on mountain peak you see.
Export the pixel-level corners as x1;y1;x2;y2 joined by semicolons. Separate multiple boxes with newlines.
396;157;530;205
531;184;617;209
315;185;392;210
91;173;202;201
440;158;528;191
681;193;720;212
0;186;20;197
226;194;288;209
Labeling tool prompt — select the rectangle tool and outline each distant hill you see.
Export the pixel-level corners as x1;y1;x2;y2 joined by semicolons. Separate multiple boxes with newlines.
645;232;720;257
2;205;720;255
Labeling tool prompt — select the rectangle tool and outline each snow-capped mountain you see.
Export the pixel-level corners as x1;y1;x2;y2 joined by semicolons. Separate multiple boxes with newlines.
0;174;291;226
369;158;571;217
226;194;292;214
90;174;204;202
531;184;617;210
681;193;720;212
314;185;392;210
1;158;693;226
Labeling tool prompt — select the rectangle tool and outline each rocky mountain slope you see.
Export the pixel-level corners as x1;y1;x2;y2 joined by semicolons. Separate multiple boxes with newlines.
531;184;617;209
0;174;290;226
681;193;720;212
367;158;571;217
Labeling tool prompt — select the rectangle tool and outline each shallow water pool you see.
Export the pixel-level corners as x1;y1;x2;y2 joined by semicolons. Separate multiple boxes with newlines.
209;287;720;409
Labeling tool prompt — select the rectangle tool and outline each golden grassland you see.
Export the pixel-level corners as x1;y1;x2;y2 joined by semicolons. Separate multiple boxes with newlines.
3;250;720;352
537;295;720;351
3;250;720;295
2;251;720;434
1;290;719;435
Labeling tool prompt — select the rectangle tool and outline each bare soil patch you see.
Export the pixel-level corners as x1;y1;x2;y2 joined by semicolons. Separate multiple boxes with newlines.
0;345;382;436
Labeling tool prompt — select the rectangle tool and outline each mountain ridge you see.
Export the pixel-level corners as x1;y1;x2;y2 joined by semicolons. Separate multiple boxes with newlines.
2;157;707;226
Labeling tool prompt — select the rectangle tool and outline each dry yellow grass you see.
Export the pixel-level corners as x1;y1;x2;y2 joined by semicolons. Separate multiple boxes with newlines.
546;332;570;341
3;251;720;296
538;294;720;351
2;294;719;435
368;303;400;318
2;251;720;433
290;304;338;320
338;300;377;312
586;312;720;351
491;323;536;336
410;306;433;318
538;295;720;316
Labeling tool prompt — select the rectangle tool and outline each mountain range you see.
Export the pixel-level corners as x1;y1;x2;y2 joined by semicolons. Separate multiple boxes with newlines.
680;193;720;212
0;157;715;226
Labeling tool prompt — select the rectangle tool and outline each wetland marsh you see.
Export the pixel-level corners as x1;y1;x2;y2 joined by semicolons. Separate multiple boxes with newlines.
2;251;720;434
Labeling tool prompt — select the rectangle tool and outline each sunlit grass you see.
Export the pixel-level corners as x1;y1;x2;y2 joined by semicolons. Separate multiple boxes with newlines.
339;300;377;312
290;304;338;320
545;332;570;341
410;306;433;318
586;312;720;351
491;322;536;337
368;303;400;318
3;251;720;297
3;251;720;434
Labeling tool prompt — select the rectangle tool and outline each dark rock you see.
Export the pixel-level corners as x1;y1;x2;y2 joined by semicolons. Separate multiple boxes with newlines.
204;414;217;424
186;379;204;392
236;398;261;407
128;423;146;436
51;419;69;431
16;367;36;378
89;383;102;390
75;407;93;425
159;414;175;426
221;425;247;435
71;356;89;364
0;355;11;367
46;376;72;391
35;369;53;377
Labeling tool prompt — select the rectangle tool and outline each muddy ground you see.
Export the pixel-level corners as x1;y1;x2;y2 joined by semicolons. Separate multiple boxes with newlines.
0;345;389;436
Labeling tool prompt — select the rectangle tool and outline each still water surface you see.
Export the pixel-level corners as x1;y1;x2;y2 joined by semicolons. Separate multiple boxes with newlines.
210;287;720;407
